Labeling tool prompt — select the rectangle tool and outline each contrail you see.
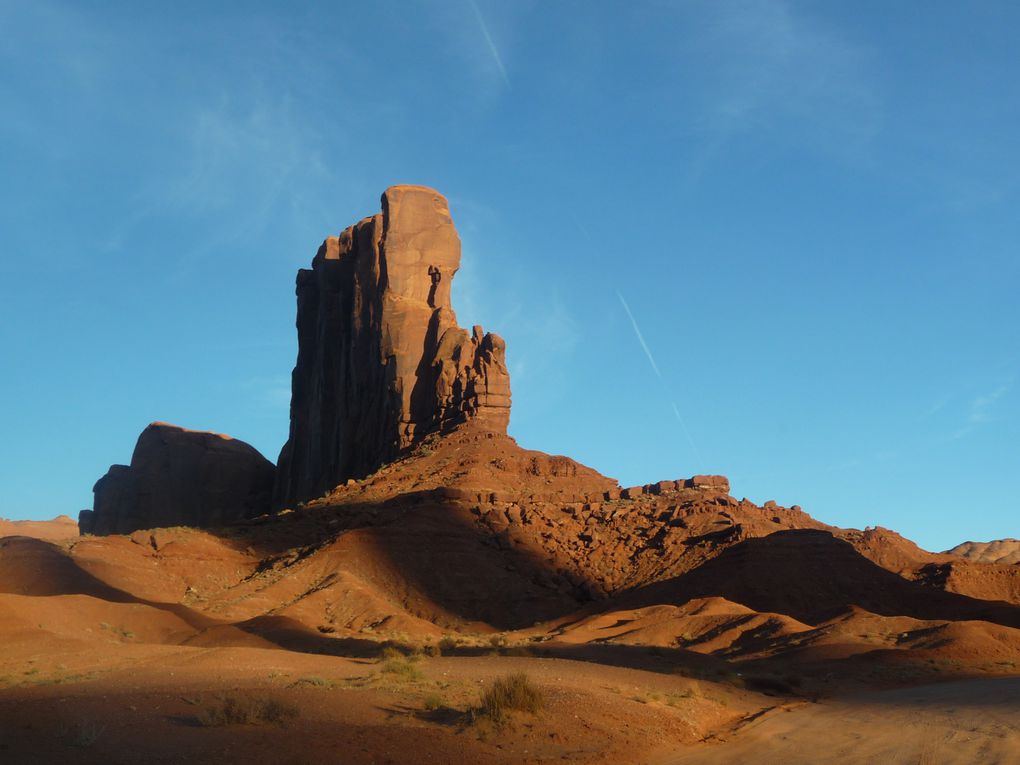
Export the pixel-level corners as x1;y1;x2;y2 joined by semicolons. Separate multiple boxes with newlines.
616;291;662;378
468;0;511;88
617;290;705;468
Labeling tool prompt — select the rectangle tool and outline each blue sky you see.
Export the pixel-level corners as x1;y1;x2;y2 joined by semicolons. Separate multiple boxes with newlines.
1;1;1017;551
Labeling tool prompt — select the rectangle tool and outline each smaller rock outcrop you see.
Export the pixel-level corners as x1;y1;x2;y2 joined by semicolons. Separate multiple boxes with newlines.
82;423;275;536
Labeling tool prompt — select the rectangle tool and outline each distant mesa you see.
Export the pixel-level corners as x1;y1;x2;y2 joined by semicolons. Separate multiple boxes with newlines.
273;184;511;508
81;422;275;536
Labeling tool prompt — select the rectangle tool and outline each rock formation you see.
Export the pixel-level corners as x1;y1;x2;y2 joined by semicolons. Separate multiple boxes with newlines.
947;539;1020;565
273;185;511;508
0;515;79;541
81;423;275;535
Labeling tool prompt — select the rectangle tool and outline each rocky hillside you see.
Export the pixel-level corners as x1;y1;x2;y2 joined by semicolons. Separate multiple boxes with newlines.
948;539;1020;565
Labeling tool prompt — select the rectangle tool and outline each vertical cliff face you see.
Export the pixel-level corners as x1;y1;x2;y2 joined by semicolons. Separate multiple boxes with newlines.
273;185;511;508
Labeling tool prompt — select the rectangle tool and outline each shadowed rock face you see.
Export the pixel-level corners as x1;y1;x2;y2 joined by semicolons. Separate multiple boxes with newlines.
82;423;275;536
273;185;511;508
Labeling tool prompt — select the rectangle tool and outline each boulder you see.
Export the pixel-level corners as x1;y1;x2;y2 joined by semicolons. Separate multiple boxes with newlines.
273;185;512;507
84;423;275;536
687;475;731;493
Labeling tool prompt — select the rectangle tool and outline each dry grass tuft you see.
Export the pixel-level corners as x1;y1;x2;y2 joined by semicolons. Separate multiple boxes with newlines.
378;649;425;682
196;694;298;727
479;672;543;725
422;692;445;711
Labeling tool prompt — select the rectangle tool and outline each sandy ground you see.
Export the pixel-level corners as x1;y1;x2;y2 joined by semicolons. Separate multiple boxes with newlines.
3;635;1017;764
0;643;754;765
667;677;1020;765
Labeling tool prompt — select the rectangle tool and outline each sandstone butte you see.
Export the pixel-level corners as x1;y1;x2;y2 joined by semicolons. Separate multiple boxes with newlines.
273;184;512;508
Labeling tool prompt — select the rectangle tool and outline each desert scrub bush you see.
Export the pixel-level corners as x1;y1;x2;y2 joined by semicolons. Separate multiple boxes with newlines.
422;692;445;711
379;651;424;682
379;645;405;661
479;672;543;725
196;694;298;727
438;635;459;652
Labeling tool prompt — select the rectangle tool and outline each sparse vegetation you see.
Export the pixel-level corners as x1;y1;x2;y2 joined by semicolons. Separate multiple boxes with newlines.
292;675;334;689
666;684;702;706
478;672;543;725
98;622;134;640
423;692;445;711
438;635;459;652
381;659;423;681
378;648;425;682
196;694;298;727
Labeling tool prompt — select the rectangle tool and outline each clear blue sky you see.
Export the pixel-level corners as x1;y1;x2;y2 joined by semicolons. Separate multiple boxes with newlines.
1;1;1017;551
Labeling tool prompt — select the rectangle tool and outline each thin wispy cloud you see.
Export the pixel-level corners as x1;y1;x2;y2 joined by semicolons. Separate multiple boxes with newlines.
968;382;1011;424
102;90;334;280
617;290;704;467
467;0;511;88
945;379;1014;441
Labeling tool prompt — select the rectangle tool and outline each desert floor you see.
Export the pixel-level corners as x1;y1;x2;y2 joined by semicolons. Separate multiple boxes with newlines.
2;637;1018;764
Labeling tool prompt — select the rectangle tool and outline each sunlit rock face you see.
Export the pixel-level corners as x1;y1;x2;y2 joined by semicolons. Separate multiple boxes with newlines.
273;185;511;508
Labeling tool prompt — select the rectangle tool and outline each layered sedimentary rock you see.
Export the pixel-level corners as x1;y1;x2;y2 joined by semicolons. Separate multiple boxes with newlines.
81;423;275;535
273;185;511;507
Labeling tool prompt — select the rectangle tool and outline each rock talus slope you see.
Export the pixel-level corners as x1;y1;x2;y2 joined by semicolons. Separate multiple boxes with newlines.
273;185;511;508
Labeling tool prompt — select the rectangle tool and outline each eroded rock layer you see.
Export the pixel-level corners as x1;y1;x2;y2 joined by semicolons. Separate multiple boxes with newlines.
82;423;275;536
273;185;511;507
